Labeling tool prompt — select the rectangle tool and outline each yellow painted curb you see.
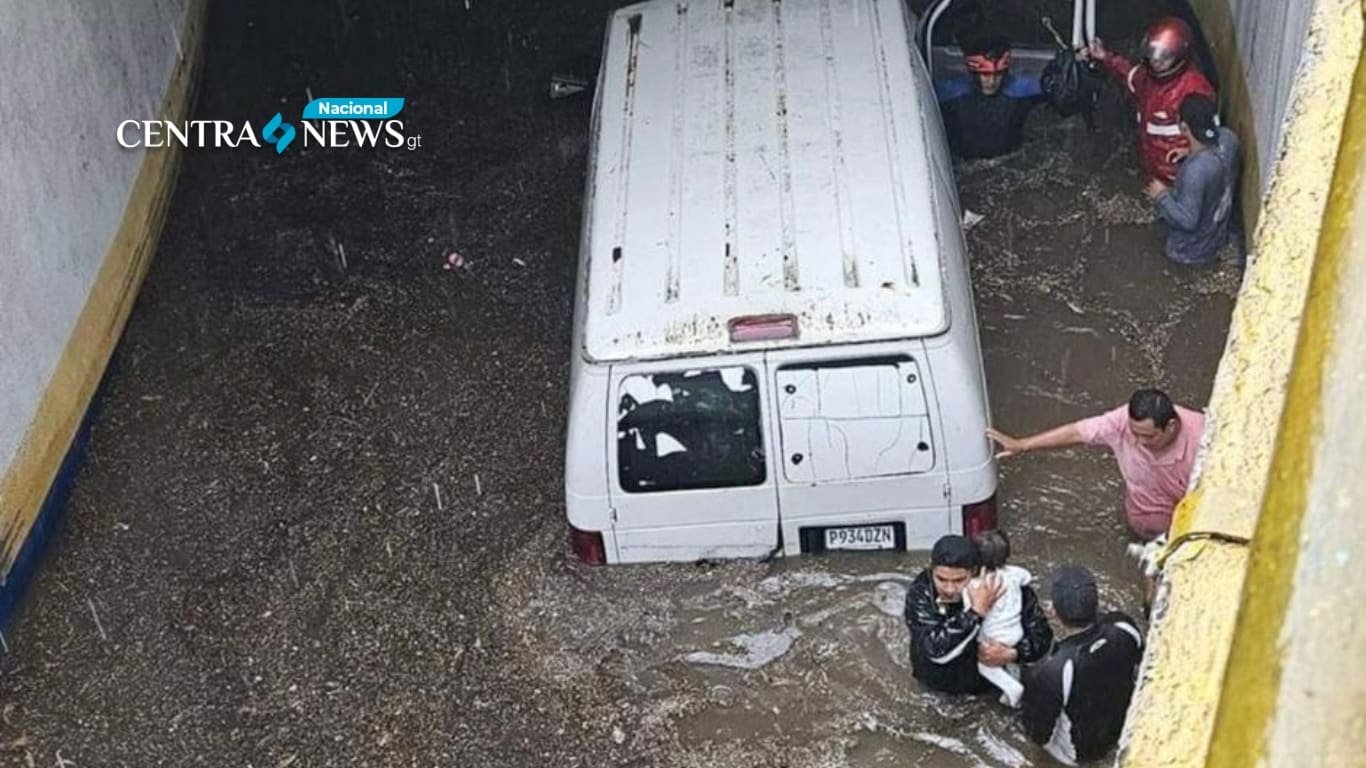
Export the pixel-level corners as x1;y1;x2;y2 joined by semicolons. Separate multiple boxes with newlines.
0;0;209;575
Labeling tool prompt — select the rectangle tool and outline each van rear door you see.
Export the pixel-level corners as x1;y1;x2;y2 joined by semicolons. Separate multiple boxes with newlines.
767;347;952;554
606;360;781;563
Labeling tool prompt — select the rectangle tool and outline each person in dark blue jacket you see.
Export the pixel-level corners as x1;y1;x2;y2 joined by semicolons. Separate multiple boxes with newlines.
935;34;1043;160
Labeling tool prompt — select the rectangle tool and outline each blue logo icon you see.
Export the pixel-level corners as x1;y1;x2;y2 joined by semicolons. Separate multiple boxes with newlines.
262;113;295;154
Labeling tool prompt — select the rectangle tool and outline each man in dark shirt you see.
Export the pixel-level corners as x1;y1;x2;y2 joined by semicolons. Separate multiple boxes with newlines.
1021;566;1145;765
904;535;1054;694
935;34;1043;160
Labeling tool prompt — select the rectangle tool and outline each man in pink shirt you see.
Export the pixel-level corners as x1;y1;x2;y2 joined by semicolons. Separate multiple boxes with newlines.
986;389;1204;540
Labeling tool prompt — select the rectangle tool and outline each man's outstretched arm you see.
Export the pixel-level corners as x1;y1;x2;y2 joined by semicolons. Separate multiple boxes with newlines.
986;422;1085;458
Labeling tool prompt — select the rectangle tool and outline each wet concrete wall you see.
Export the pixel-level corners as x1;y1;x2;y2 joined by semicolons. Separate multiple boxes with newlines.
1122;1;1364;765
0;0;200;615
1191;0;1314;229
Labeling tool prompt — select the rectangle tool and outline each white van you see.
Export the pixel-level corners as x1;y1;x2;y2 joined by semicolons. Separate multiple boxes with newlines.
564;0;997;565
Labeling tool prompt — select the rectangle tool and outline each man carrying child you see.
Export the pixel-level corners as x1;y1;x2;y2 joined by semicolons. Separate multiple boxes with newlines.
904;534;1053;694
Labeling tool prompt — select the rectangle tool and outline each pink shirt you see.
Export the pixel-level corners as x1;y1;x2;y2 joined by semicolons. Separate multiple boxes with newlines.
1075;404;1205;539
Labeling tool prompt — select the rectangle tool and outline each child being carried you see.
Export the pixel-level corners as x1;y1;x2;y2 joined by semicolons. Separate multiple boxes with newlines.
965;529;1031;707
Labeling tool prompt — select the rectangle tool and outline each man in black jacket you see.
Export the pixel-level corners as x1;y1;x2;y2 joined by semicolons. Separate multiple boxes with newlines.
904;535;1054;694
1020;566;1145;765
935;34;1045;160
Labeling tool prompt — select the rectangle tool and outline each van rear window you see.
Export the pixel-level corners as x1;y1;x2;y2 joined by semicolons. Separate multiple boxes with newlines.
616;367;765;493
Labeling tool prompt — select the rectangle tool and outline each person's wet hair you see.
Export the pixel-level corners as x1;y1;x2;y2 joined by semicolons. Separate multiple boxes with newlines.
1128;388;1177;428
961;31;1010;61
974;529;1011;570
1051;566;1099;627
931;534;980;569
1179;94;1220;146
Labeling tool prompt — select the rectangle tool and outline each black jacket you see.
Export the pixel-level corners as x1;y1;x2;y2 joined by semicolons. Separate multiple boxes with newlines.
1020;612;1144;765
903;568;1054;694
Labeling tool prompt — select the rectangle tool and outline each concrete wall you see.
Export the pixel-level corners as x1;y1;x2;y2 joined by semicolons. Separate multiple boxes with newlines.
1121;0;1364;764
1192;0;1314;229
0;0;201;608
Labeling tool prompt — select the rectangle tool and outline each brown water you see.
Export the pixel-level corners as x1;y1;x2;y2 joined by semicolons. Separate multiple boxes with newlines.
508;106;1242;768
0;3;1240;765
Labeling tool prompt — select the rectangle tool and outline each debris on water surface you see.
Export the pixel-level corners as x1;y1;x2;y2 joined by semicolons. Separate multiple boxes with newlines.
682;627;801;670
872;581;907;618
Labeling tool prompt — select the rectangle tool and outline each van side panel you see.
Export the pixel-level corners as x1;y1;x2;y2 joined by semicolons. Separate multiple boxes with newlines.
921;165;996;509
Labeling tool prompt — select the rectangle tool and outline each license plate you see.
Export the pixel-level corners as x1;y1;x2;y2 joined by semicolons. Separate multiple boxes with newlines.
824;524;897;551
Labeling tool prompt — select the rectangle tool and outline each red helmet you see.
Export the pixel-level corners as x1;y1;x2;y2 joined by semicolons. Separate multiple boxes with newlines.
965;50;1011;75
1142;18;1193;79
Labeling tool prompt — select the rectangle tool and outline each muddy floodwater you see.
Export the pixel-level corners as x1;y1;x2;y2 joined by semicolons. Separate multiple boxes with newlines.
510;110;1241;768
0;2;1239;766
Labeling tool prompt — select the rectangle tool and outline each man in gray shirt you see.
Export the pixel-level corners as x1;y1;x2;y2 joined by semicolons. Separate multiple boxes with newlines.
1145;94;1240;266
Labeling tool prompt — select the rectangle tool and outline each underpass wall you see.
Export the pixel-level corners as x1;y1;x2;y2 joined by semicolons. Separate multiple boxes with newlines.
1191;0;1314;232
1122;0;1363;765
0;0;204;627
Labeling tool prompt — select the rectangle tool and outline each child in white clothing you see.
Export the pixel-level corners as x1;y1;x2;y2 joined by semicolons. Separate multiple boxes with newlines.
964;529;1031;707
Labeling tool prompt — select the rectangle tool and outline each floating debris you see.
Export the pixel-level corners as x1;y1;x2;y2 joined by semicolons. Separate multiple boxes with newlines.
682;627;801;670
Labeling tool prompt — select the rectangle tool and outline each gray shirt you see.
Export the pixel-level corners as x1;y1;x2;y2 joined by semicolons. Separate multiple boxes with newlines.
1155;127;1240;266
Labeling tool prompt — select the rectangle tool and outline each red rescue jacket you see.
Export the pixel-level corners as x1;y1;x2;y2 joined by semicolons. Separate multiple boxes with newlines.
1098;53;1215;184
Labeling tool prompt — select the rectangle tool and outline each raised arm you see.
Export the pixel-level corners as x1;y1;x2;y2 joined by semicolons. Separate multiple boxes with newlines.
1085;38;1140;94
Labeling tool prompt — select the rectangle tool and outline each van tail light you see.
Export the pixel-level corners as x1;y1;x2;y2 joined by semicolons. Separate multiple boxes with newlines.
962;494;999;539
570;525;607;565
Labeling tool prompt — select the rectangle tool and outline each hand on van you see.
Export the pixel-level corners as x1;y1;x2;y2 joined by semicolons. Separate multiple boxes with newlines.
985;428;1026;458
986;423;1085;458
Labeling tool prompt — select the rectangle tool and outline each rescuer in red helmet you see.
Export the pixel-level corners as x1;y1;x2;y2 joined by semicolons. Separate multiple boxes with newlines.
1082;17;1216;184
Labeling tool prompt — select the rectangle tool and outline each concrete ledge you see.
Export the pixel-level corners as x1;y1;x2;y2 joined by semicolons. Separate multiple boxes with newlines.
1121;1;1364;764
0;0;208;619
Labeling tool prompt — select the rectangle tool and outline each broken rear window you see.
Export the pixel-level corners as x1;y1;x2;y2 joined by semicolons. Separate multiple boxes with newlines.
616;367;765;493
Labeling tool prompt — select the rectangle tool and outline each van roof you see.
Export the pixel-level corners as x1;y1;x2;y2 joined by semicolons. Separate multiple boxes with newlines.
582;0;949;363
